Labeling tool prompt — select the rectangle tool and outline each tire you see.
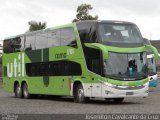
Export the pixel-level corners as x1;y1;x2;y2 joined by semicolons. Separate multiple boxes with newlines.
74;84;88;103
113;98;124;103
22;83;31;99
14;83;23;98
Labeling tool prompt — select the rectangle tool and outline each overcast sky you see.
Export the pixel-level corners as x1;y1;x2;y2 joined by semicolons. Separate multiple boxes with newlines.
0;0;160;40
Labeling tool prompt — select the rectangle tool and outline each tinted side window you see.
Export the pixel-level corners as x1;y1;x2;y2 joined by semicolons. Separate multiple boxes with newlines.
26;63;37;76
68;61;82;75
49;62;59;76
19;36;25;51
25;33;36;51
26;61;82;76
12;37;24;52
47;30;60;47
3;36;24;53
3;39;13;53
35;31;48;49
39;62;49;76
91;59;101;75
60;28;76;46
83;47;103;75
76;22;97;43
26;62;49;76
50;61;68;76
58;61;68;76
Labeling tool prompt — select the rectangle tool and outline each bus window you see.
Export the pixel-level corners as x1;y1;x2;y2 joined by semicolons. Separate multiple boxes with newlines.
76;22;98;43
98;23;144;47
35;31;48;49
47;30;60;47
12;37;25;52
68;61;82;75
25;33;36;51
83;47;102;75
39;62;50;76
3;39;14;53
91;59;101;75
60;28;77;47
3;36;24;53
49;62;61;76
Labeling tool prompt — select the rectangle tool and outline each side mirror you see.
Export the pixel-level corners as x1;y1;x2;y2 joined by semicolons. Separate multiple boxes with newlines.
145;45;159;60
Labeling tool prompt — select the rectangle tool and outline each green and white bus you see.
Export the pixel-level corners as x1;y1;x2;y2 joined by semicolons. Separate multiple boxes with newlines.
2;20;159;103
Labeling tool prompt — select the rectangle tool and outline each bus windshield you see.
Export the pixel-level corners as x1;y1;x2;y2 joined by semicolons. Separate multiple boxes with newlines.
104;52;148;80
148;57;156;75
98;23;143;47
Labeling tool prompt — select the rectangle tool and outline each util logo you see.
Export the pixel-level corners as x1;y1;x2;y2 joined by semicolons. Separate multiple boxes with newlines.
7;53;25;78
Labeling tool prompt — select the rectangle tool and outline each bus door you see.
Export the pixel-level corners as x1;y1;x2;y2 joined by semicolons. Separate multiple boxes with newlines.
90;58;102;97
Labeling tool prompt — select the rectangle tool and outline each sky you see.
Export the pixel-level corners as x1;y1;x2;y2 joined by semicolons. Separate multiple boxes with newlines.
0;0;160;40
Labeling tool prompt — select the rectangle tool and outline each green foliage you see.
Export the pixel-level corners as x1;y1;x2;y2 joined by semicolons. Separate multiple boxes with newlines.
28;21;47;32
72;3;98;22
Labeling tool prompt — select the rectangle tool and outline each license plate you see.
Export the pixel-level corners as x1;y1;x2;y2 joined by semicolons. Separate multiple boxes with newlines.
126;92;134;95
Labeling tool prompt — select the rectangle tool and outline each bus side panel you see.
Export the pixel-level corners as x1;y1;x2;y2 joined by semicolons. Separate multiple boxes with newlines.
26;76;71;95
3;77;14;92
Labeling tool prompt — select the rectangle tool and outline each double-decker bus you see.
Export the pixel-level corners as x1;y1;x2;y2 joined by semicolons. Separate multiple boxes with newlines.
2;20;159;103
147;54;158;87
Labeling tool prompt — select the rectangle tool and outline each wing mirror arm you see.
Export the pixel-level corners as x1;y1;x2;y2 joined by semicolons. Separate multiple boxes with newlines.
91;43;108;60
145;44;159;60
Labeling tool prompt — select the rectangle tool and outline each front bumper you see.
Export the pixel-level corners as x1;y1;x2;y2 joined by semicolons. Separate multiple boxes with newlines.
101;82;149;98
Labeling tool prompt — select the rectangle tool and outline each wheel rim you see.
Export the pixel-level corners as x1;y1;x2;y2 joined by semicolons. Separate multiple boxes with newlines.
78;88;84;102
23;85;28;97
17;86;21;95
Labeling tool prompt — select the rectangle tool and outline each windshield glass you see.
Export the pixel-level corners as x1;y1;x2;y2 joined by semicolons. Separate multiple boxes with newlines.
104;52;148;80
98;23;143;47
148;57;156;75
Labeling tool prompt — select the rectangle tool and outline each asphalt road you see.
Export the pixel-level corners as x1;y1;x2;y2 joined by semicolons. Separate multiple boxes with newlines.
0;80;160;114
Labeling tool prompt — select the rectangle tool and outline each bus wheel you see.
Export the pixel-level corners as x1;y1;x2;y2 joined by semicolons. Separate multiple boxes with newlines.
75;84;88;103
22;83;31;99
113;98;124;103
14;83;23;98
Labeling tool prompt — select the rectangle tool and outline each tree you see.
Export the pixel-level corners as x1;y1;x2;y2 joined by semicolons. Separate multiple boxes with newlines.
72;3;98;22
28;21;47;32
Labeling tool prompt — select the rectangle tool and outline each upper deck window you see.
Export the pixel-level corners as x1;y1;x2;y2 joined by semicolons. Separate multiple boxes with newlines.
3;27;77;53
3;36;24;53
98;23;144;47
76;22;98;43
